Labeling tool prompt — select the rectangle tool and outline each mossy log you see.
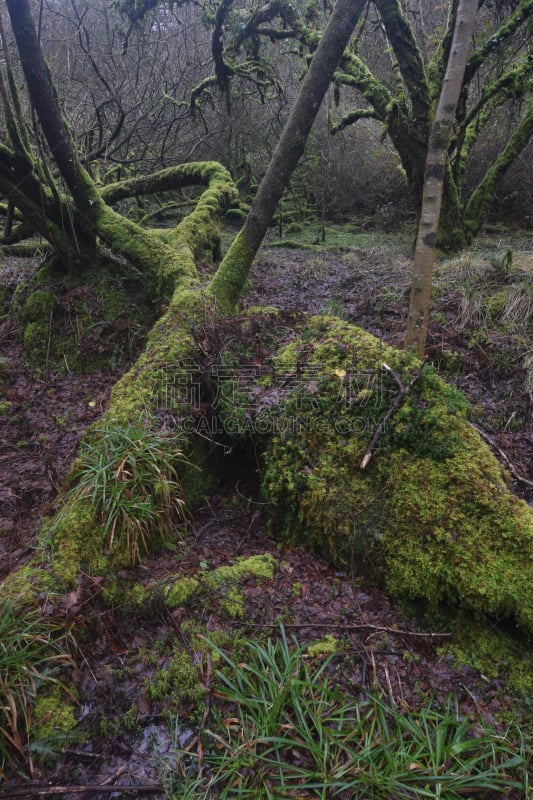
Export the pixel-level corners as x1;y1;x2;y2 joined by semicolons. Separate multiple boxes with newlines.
2;301;532;638
213;310;533;636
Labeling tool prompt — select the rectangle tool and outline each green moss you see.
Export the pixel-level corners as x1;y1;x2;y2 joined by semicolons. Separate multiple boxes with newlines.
444;616;533;698
99;554;276;618
0;400;13;415
23;289;55;320
101;580;150;609
105;287;209;421
145;648;205;708
163;575;200;607
306;634;339;658
15;262;153;373
208;229;257;313
100;703;139;737
163;554;277;617
210;554;276;584
0;562;55;606
46;500;109;586
210;312;533;636
208;554;277;617
32;686;78;743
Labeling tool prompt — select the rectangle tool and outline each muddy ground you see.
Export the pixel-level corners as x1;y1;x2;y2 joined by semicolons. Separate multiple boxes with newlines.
0;228;531;798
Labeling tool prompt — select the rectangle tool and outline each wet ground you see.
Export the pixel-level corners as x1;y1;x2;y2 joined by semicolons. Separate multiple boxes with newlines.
0;230;531;797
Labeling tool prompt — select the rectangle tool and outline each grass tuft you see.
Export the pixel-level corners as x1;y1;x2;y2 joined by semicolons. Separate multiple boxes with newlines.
0;604;74;778
70;415;189;561
167;628;528;799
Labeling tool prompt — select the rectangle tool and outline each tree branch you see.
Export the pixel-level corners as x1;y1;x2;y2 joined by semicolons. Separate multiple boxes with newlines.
360;361;426;469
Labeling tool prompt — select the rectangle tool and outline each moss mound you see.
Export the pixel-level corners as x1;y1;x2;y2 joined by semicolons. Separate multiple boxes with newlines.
216;311;533;635
13;259;153;373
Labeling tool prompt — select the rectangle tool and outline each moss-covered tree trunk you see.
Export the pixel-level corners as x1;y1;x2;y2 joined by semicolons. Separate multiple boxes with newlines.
3;0;236;293
404;0;478;356
2;0;532;649
326;0;533;251
463;102;533;238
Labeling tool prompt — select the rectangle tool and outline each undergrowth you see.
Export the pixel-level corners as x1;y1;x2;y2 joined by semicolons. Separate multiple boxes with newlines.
163;628;529;799
0;604;74;778
69;415;189;561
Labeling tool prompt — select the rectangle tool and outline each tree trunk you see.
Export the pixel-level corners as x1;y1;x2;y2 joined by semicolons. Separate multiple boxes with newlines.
208;0;367;313
404;0;478;357
463;103;533;240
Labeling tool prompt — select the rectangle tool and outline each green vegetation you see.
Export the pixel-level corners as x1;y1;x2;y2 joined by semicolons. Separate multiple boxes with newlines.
66;415;189;563
0;604;74;778
161;553;277;617
211;309;533;636
165;629;528;799
145;649;206;713
13;261;153;373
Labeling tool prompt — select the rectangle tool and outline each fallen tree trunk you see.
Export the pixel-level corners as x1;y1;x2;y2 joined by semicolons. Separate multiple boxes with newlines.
1;0;532;640
5;302;533;640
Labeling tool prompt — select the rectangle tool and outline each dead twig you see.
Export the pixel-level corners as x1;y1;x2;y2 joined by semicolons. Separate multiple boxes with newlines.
470;422;533;488
231;621;450;639
360;361;426;470
0;784;163;798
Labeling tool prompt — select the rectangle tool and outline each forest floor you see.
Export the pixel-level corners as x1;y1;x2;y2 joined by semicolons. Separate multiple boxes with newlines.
0;225;531;798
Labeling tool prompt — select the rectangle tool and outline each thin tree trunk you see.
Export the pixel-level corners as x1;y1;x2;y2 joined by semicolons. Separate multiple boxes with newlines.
208;0;367;313
404;0;478;356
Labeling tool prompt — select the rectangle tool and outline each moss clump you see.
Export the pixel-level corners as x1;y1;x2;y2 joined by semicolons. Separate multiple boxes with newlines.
102;555;276;618
145;648;205;710
0;563;55;607
23;289;55;320
306;634;339;658
32;686;79;745
100;579;150;610
163;575;199;607
14;262;152;373
215;311;533;636
163;554;277;617
444;616;533;698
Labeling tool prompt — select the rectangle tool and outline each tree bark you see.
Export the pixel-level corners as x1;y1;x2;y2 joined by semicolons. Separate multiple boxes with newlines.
404;0;478;357
463;102;533;239
5;0;98;214
208;0;368;313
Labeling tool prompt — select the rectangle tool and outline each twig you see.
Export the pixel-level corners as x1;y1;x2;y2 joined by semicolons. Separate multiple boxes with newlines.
360;361;426;470
0;784;163;798
470;422;533;488
230;621;450;639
